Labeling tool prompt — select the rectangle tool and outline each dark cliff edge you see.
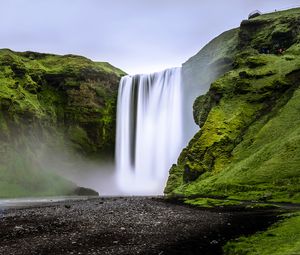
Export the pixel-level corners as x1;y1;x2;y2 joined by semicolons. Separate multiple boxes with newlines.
0;49;126;197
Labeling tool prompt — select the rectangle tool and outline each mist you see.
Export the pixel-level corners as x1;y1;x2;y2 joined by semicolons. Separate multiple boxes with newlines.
32;142;123;196
0;126;122;197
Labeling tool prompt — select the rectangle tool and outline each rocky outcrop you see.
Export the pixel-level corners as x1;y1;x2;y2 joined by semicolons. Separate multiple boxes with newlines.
0;49;125;197
73;187;99;196
165;8;300;203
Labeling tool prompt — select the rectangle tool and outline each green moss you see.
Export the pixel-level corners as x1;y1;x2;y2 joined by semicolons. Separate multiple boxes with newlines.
238;8;300;52
0;49;125;197
223;213;300;255
184;198;242;208
166;8;300;204
245;56;268;68
68;125;93;152
244;203;280;209
164;164;185;194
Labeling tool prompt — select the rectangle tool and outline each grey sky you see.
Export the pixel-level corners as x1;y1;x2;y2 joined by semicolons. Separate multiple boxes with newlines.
1;0;299;74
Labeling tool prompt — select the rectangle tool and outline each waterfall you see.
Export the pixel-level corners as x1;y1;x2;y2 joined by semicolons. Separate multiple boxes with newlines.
116;67;183;195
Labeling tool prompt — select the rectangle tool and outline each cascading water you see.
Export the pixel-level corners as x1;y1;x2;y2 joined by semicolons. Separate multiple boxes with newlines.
116;67;183;195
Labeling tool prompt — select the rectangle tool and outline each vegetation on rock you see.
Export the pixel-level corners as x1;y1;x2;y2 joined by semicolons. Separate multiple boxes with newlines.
0;49;125;197
182;27;239;140
165;8;300;204
166;8;300;253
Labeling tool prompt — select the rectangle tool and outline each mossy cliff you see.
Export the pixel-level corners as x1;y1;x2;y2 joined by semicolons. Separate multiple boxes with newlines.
0;49;125;197
165;8;300;204
182;27;239;141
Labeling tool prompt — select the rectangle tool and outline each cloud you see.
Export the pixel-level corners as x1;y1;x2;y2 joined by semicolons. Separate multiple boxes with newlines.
0;0;299;74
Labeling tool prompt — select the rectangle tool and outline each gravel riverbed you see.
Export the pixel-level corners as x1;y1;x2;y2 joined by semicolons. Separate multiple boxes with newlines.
0;197;279;255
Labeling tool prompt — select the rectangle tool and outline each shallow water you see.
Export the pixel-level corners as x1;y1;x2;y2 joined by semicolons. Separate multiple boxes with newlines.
0;196;91;209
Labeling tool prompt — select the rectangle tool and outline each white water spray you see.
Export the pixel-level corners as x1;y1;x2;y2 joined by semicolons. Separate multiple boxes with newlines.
116;68;183;195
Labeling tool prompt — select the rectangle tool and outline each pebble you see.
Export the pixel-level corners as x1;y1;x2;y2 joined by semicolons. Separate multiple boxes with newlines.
210;240;219;245
0;197;275;255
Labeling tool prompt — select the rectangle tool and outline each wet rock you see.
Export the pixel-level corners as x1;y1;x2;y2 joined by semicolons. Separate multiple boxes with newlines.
73;187;99;196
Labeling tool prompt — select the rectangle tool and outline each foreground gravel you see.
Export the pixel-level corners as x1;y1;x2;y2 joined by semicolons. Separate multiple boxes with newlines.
0;197;278;255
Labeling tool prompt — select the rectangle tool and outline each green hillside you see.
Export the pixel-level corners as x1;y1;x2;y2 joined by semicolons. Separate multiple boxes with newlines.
0;49;125;197
165;8;300;204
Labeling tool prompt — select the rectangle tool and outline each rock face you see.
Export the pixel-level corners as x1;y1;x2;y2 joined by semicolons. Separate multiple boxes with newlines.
181;28;239;141
0;49;125;197
73;187;99;196
165;8;300;203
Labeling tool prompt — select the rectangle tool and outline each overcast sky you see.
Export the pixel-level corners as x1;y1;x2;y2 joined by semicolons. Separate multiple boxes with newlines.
0;0;299;74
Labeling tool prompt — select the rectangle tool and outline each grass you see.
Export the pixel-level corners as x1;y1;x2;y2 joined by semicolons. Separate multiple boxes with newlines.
165;8;300;204
184;198;242;208
164;8;300;255
182;197;281;209
176;77;300;203
223;212;300;255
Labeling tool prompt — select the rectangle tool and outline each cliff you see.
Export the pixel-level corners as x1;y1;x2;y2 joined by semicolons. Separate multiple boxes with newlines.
165;8;300;204
0;49;125;197
181;27;239;141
